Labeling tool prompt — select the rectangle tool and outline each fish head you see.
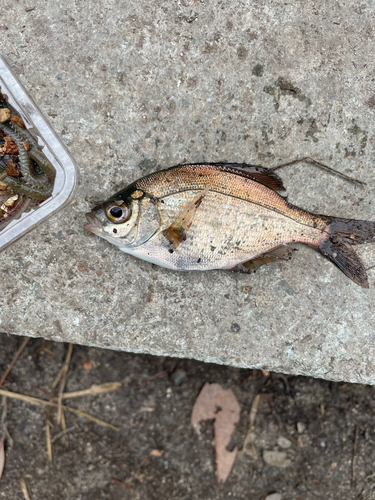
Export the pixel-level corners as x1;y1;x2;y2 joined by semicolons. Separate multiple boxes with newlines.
84;187;161;248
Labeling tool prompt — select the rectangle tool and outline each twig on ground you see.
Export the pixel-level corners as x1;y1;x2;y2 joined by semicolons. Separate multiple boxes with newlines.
61;382;121;399
0;337;30;388
0;388;118;431
52;343;73;389
60;407;68;447
1;395;13;448
270;156;366;186
53;344;74;426
0;435;5;480
50;426;77;444
11;43;19;57
20;479;31;500
140;369;169;391
46;419;52;461
110;476;136;490
242;394;260;458
1;396;7;425
352;426;359;482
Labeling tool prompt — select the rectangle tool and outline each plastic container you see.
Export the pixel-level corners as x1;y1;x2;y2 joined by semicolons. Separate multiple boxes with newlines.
0;55;77;252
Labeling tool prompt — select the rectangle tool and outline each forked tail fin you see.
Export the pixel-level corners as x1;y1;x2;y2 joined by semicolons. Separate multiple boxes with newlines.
320;217;375;288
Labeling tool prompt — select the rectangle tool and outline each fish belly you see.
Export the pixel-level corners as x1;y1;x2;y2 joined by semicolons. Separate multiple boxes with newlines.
122;190;324;271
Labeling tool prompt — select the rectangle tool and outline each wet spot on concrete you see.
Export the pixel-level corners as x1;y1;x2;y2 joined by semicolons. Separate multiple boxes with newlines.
51;231;64;240
231;323;241;333
365;95;375;110
264;77;312;110
138;158;158;175
237;45;248;60
278;280;294;296
252;63;264;77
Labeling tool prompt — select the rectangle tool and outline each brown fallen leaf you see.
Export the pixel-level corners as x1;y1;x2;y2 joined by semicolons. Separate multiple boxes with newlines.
191;382;240;483
0;436;4;480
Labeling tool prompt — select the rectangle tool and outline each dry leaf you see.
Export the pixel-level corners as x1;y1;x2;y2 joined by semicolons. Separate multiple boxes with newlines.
0;436;4;480
191;382;240;483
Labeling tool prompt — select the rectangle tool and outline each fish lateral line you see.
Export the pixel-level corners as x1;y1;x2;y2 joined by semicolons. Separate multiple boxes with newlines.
161;187;329;236
163;187;209;249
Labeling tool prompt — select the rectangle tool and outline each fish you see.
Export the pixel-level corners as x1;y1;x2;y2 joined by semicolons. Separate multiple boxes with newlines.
84;163;375;288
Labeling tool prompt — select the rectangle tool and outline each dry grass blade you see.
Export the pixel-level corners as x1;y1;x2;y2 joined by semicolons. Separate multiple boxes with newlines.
51;426;76;444
66;406;118;430
0;389;118;431
46;419;52;461
61;382;122;399
0;436;5;480
242;394;260;458
54;344;74;426
20;479;31;500
11;43;19;57
270;156;366;186
249;394;260;429
1;396;7;425
140;369;169;391
110;476;136;490
53;343;73;389
60;407;68;447
0;337;30;389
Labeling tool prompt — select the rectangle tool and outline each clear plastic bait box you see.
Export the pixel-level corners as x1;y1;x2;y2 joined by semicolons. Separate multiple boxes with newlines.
0;56;77;252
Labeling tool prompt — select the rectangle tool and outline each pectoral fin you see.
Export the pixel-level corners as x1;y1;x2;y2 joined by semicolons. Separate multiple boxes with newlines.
163;188;209;249
228;246;296;274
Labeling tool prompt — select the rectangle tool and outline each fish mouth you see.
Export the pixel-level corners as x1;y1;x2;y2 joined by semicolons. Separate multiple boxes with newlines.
84;212;102;234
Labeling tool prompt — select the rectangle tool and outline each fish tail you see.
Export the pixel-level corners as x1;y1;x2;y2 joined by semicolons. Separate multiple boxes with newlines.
319;217;375;288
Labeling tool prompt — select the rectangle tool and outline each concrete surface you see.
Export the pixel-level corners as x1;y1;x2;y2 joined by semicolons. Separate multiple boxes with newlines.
0;0;375;384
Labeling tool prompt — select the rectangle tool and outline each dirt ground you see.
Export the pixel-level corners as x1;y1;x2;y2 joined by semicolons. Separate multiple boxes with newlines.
0;335;374;500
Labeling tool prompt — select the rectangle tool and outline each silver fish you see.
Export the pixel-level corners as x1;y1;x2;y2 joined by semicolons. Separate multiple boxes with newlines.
84;163;375;287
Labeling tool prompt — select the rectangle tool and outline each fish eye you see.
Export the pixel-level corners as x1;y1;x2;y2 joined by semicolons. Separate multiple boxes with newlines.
105;202;131;223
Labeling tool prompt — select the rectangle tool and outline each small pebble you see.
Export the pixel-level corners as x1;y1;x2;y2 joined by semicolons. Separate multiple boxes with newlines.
263;450;291;468
265;494;282;500
0;108;11;123
277;436;292;449
242;286;252;293
150;449;162;457
297;422;306;433
171;369;187;386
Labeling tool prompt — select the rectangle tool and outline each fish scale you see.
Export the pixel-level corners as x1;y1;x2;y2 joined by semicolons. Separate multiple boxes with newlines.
132;189;324;270
136;164;328;232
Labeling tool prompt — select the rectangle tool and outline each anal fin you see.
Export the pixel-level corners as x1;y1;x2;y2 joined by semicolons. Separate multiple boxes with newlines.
228;246;296;274
163;187;209;249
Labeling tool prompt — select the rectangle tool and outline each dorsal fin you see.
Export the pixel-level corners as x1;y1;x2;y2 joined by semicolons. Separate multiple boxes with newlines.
196;163;286;192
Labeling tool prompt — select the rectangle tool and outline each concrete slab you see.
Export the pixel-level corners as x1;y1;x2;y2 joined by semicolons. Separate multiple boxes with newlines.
1;0;375;384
